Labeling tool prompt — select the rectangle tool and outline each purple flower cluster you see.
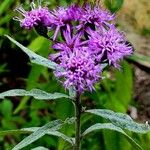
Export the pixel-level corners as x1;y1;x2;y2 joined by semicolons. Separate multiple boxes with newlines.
14;3;51;29
16;2;133;93
88;26;132;68
55;49;101;92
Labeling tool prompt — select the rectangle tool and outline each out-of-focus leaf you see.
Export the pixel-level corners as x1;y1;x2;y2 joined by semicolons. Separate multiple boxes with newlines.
0;15;11;26
0;64;7;73
115;61;133;110
129;53;150;68
28;36;50;53
0;100;13;118
0;0;13;15
82;123;142;150
0;89;69;100
86;109;150;133
56;100;74;149
104;0;124;13
5;35;60;70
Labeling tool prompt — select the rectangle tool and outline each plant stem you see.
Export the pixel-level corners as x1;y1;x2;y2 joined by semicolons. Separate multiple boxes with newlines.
74;93;82;150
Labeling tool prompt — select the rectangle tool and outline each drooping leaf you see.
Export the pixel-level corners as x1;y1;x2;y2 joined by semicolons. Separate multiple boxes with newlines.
10;117;73;150
12;120;63;150
0;89;69;100
82;123;143;150
86;109;150;133
0;127;74;145
5;35;60;70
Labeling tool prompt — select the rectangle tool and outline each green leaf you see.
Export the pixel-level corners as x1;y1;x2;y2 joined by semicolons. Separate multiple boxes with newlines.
0;100;13;118
128;53;150;68
104;0;124;13
47;131;75;145
5;35;60;70
12;120;63;150
82;123;143;150
31;147;49;150
0;129;31;136
86;109;150;133
28;36;50;53
69;86;76;99
0;0;13;15
0;128;74;145
0;89;69;100
14;36;51;114
0;64;7;73
0;118;75;149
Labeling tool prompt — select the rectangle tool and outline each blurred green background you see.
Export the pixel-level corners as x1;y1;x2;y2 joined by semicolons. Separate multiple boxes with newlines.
0;0;150;150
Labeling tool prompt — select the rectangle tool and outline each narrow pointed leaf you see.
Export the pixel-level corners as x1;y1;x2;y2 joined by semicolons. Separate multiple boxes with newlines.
5;35;59;70
12;120;63;150
0;89;69;100
82;123;143;150
0;127;74;145
86;109;150;133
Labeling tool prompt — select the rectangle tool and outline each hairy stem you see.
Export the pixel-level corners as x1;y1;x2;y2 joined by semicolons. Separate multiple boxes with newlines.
74;93;82;150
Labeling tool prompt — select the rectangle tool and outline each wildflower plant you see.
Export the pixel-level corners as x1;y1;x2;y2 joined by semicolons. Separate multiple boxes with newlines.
0;1;150;150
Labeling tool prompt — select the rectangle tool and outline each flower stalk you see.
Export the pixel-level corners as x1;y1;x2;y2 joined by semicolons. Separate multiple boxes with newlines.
74;93;82;150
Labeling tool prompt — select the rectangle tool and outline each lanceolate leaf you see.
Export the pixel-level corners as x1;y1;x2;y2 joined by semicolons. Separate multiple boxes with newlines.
82;123;143;150
5;35;59;70
86;109;150;133
12;120;63;150
0;127;74;145
12;118;75;150
0;89;69;100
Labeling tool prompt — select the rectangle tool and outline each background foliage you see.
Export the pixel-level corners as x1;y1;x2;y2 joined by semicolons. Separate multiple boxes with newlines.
0;0;150;150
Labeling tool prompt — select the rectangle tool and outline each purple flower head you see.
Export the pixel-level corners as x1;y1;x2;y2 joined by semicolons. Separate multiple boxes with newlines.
89;25;133;68
55;49;101;93
14;2;51;29
77;4;114;32
49;7;72;40
50;7;71;27
49;30;87;61
49;4;84;40
67;4;83;21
